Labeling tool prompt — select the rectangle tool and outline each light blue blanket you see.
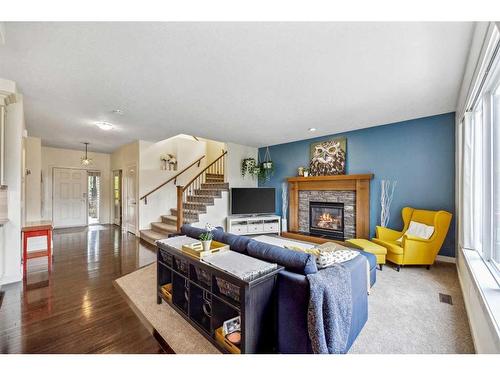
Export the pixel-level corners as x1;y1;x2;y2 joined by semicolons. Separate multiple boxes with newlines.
306;264;352;354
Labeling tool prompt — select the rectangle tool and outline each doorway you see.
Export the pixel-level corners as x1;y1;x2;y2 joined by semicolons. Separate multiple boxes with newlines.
113;170;122;226
126;165;137;235
87;171;101;224
53;168;88;228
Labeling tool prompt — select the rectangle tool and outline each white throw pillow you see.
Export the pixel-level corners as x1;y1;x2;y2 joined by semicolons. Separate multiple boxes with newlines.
396;221;434;242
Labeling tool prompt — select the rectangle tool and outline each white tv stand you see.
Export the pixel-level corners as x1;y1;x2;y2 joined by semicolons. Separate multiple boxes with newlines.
227;215;281;236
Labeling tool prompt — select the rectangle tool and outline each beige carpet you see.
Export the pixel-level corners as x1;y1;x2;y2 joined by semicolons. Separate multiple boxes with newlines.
115;263;220;354
116;261;474;354
349;262;474;354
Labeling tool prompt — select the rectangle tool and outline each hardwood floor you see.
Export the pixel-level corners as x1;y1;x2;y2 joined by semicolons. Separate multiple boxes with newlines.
0;225;167;354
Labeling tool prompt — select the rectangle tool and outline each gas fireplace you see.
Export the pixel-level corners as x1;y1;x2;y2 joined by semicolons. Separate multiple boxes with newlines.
309;201;345;240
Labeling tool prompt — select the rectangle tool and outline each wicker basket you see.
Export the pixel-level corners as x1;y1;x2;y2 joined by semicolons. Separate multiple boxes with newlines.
194;267;211;287
159;248;173;266
215;277;240;302
175;258;188;275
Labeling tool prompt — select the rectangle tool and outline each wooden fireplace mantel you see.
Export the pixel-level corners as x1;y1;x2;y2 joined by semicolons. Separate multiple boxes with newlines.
287;174;373;240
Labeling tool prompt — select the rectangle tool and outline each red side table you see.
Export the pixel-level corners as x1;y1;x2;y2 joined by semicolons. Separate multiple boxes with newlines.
22;221;53;277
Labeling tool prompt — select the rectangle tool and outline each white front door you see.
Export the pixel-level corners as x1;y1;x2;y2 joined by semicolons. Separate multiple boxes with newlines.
53;168;87;228
126;165;137;234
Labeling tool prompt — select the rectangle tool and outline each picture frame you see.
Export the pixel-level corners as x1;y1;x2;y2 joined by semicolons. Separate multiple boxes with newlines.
222;316;241;335
309;137;347;176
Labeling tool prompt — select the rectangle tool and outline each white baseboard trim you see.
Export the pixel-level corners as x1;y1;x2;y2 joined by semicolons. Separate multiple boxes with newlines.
436;255;456;263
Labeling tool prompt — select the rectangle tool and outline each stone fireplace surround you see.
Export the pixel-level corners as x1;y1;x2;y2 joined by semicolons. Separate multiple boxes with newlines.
299;190;356;240
285;174;373;243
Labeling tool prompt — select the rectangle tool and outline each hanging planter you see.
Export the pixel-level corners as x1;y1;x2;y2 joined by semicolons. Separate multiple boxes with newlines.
258;147;275;182
241;148;275;182
262;147;274;170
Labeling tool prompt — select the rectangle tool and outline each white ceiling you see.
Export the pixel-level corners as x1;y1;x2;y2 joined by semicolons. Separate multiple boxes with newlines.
0;22;474;153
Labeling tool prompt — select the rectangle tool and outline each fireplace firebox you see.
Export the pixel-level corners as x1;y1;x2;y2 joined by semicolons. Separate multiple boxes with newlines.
309;201;345;240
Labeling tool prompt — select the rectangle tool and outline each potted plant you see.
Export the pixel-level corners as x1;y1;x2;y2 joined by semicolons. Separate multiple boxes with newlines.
252;163;261;177
303;168;310;177
241;158;257;178
199;231;213;251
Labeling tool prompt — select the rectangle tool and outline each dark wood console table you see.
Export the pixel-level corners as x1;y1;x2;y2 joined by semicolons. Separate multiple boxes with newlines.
156;238;282;354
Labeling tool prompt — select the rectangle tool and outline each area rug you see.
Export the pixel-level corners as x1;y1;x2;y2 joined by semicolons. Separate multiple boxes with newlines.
114;263;220;354
116;261;474;354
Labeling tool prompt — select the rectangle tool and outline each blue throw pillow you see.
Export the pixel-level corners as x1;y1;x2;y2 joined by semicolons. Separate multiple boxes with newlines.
246;239;318;275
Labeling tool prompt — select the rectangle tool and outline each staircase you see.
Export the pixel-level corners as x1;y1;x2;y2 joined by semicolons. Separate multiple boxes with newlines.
140;152;228;246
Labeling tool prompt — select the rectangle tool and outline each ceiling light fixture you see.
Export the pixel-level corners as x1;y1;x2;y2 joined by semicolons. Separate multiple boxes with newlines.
81;142;93;166
95;121;114;131
308;127;317;132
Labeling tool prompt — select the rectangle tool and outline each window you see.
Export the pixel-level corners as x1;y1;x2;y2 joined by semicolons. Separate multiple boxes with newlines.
460;27;500;278
88;171;101;225
493;83;500;268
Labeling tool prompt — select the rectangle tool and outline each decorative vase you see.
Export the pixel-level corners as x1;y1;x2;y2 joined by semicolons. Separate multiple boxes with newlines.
281;218;288;233
201;240;212;251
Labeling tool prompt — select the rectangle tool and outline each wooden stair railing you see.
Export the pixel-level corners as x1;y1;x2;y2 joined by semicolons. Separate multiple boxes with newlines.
140;155;206;204
177;150;227;231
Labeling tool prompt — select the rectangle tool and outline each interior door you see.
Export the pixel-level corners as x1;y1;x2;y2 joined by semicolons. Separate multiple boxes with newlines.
126;165;137;234
53;168;87;228
113;170;122;226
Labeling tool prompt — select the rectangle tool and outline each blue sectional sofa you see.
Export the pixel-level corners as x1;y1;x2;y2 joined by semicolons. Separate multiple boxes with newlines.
180;225;377;354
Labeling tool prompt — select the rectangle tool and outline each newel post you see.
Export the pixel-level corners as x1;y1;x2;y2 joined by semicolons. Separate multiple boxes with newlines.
176;186;184;232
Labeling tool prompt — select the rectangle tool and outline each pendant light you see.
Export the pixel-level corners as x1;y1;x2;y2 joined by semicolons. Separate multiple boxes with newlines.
81;142;93;166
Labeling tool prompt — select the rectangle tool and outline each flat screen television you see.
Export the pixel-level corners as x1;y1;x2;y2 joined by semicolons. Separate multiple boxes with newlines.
230;188;276;215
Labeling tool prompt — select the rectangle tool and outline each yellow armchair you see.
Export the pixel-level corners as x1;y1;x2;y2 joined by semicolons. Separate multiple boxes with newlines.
372;207;452;271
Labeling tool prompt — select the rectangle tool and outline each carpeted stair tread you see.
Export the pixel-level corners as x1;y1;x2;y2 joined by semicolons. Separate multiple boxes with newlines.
194;189;223;197
184;202;209;210
187;195;215;204
161;215;178;224
201;182;229;189
151;222;178;235
170;208;200;216
140;229;168;245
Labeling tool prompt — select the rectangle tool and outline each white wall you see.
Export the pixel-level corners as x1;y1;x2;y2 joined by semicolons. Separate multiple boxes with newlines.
200;137;226;163
225;142;258;188
41;146;112;225
192;191;229;230
25;136;42;222
0;82;24;285
111;141;139;232
139;135;211;230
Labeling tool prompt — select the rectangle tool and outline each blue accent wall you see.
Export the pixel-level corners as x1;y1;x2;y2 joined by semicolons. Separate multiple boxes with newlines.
258;112;456;257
